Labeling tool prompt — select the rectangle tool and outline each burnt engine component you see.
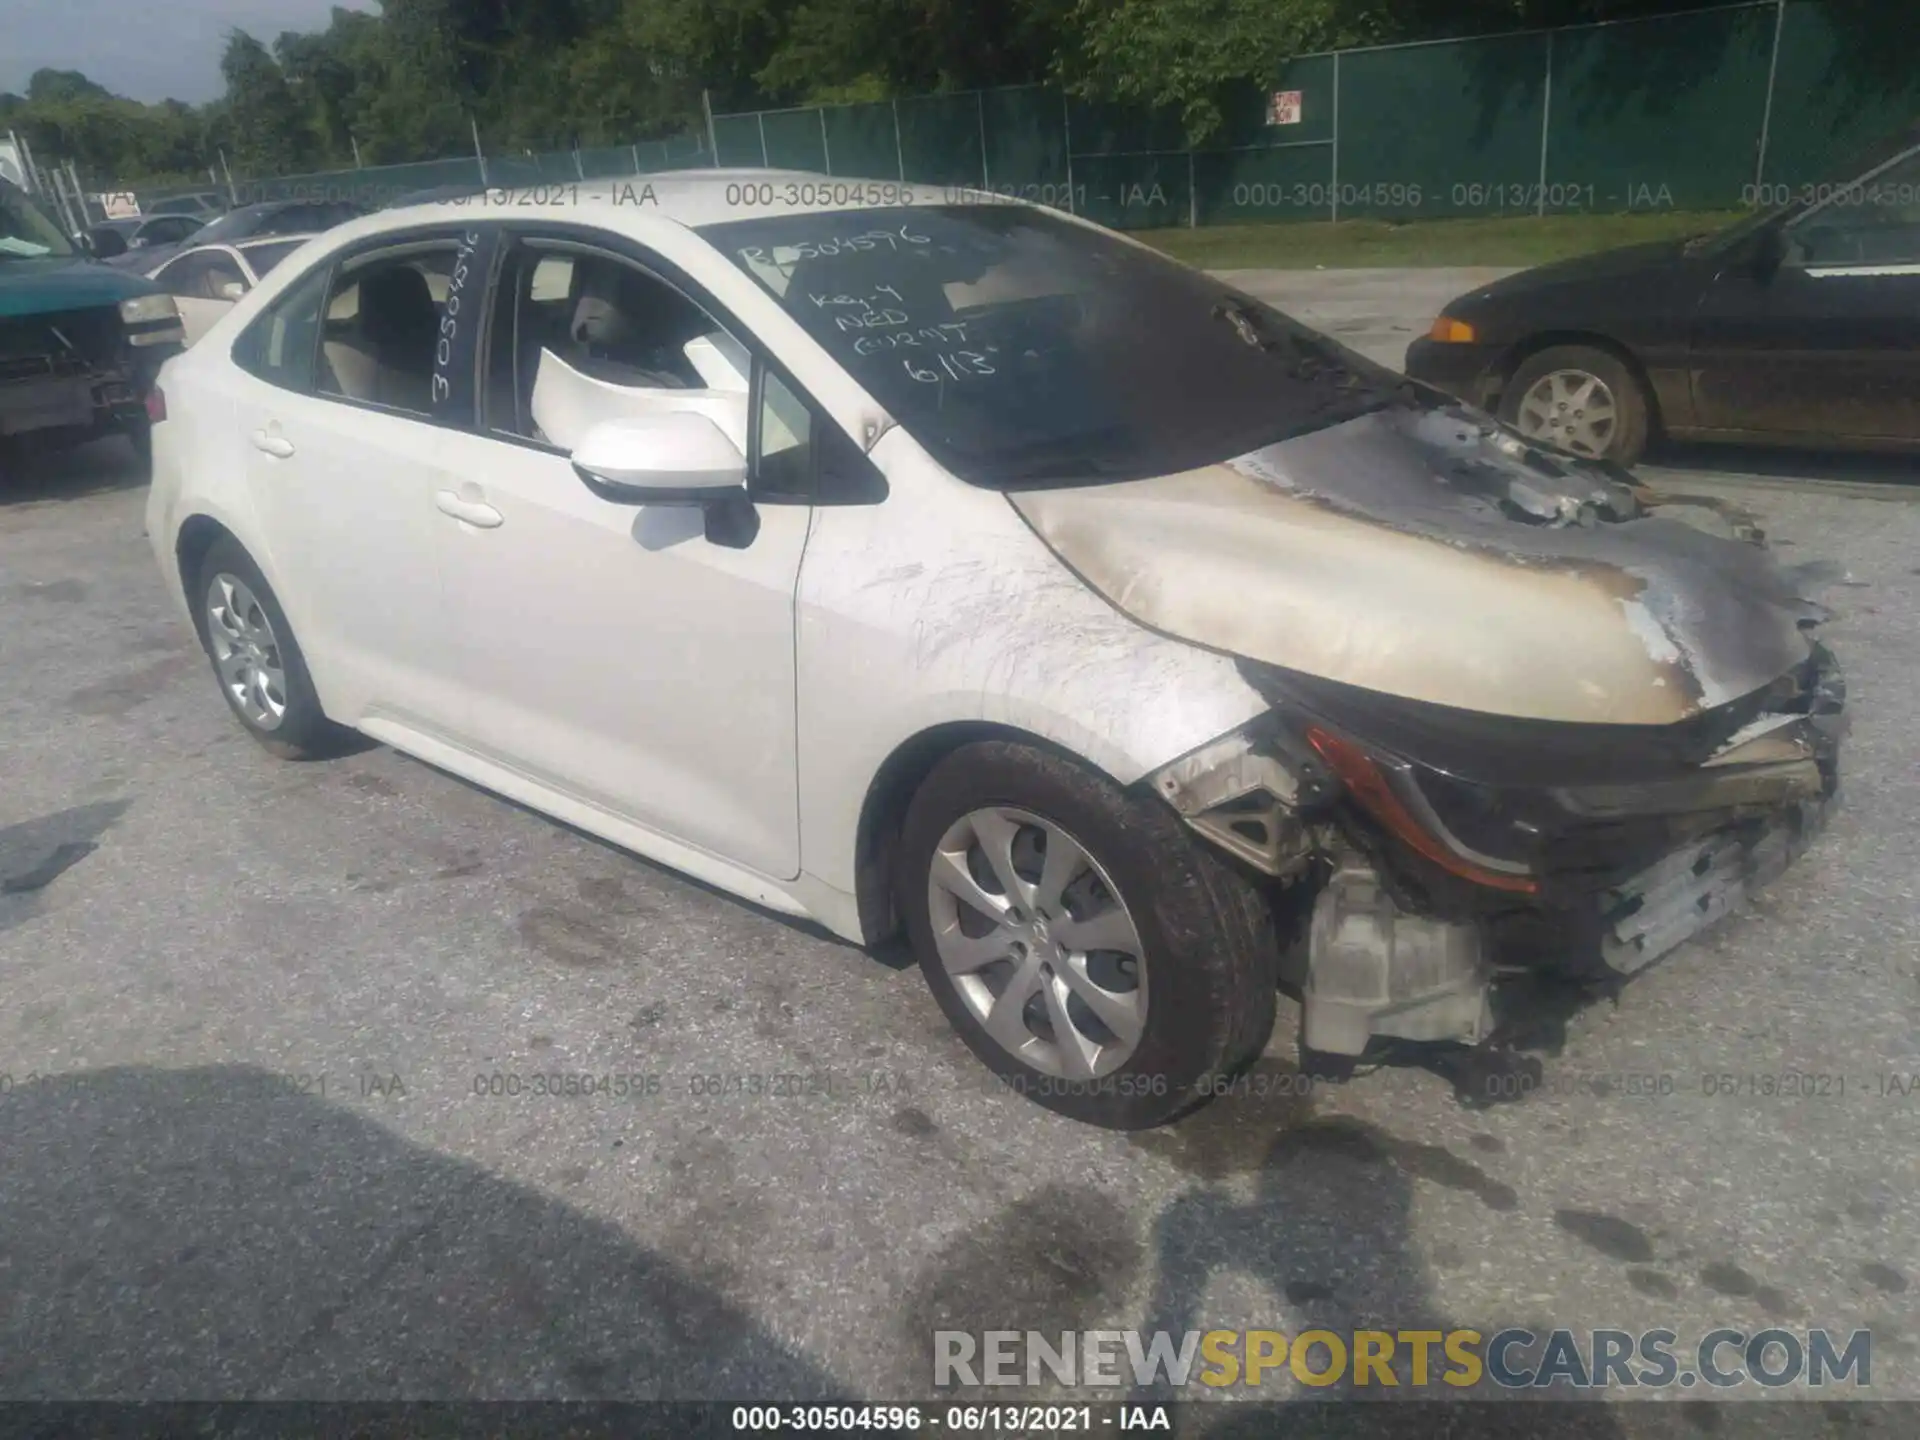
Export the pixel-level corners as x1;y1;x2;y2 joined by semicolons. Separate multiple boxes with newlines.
1304;861;1492;1056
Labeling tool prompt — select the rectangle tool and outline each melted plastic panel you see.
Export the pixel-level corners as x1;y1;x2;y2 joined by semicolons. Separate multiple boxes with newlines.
1010;405;1820;726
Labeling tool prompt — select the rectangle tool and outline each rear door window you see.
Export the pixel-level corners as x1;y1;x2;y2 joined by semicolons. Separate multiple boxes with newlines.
234;263;330;393
313;229;490;424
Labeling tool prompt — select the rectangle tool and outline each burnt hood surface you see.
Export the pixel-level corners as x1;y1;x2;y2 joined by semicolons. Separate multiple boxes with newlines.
1009;403;1825;727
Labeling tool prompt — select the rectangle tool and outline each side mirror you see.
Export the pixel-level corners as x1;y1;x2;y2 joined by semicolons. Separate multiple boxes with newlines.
571;412;748;505
217;280;247;302
91;229;129;259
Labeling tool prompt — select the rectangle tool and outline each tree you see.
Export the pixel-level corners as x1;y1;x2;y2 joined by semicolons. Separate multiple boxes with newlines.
0;0;1805;187
220;32;316;175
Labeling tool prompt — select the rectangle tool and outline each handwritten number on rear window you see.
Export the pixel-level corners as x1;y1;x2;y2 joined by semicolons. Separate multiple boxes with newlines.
430;231;483;405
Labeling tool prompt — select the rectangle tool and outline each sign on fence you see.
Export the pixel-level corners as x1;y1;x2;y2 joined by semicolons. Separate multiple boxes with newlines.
1265;90;1303;126
96;192;141;218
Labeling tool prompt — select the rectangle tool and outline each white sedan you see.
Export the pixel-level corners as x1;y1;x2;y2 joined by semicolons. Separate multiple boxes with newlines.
146;235;320;345
144;172;1845;1127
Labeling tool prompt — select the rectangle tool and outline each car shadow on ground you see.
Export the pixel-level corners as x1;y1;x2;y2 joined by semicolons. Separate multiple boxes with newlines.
0;436;148;508
1120;1084;1633;1436
0;1064;850;1400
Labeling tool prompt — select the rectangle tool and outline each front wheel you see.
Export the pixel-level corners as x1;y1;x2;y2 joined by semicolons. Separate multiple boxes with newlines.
1500;344;1651;466
897;741;1279;1129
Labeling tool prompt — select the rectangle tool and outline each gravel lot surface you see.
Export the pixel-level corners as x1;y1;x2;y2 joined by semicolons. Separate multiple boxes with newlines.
1;268;1915;1430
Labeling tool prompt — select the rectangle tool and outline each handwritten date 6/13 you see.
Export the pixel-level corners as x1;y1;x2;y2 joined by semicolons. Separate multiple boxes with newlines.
904;351;995;383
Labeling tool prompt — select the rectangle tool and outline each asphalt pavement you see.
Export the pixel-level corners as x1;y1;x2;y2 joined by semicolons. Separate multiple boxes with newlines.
1;269;1916;1424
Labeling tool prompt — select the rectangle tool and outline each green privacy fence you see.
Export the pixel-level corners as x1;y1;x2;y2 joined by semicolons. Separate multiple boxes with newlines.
708;0;1917;230
137;0;1911;229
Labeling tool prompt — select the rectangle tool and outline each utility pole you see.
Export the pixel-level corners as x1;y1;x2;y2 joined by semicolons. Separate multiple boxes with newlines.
470;115;488;185
350;134;364;169
218;148;239;206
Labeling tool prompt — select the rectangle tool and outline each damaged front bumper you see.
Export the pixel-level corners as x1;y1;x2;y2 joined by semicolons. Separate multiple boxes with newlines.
1148;644;1848;1056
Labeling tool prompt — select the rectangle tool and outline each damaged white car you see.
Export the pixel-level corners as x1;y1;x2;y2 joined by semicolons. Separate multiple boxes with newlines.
144;175;1846;1128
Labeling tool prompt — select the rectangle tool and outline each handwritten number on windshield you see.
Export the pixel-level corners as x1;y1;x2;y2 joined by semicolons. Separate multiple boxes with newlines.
736;224;931;266
905;351;994;383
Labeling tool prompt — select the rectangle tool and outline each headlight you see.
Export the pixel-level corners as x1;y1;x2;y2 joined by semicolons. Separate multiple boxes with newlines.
1426;315;1476;343
119;293;180;325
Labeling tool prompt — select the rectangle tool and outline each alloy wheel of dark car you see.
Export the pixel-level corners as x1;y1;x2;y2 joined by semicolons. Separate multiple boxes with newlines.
1501;344;1650;465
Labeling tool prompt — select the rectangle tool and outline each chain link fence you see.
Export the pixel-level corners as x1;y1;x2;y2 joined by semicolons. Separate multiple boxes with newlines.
73;0;1916;231
708;0;1914;230
129;134;713;216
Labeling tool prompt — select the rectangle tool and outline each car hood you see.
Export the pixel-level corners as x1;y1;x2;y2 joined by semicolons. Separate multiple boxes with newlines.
1457;238;1691;306
1008;401;1824;726
0;256;160;319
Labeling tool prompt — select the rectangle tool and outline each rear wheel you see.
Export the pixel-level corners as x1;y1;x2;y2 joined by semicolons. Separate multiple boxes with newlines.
1501;344;1650;465
194;536;350;759
897;740;1279;1129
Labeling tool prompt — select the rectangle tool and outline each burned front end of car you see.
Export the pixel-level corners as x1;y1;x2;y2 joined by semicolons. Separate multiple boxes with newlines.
1013;391;1854;1060
1151;642;1845;1056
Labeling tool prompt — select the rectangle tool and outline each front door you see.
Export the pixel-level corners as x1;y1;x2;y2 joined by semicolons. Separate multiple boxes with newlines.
432;236;811;880
1691;147;1920;442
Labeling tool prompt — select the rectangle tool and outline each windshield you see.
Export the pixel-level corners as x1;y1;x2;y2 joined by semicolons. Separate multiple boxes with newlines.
0;181;75;260
702;205;1403;486
1689;123;1920;255
199;201;365;246
192;208;265;245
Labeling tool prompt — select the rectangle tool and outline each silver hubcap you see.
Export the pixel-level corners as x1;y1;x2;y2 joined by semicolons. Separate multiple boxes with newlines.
1515;368;1618;457
927;807;1148;1079
205;573;288;730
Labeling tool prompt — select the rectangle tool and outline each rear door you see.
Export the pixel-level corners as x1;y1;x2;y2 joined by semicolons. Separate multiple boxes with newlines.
1691;148;1920;442
229;224;496;734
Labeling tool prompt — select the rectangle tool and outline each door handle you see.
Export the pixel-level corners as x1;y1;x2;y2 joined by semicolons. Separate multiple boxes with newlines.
435;490;503;528
250;429;295;459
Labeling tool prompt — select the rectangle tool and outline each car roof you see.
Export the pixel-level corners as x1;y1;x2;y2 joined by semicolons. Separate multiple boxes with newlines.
237;232;319;250
368;169;991;234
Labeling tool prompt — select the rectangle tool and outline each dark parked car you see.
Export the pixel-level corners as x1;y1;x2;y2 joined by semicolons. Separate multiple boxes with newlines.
145;191;227;220
83;213;207;259
110;198;368;275
1405;126;1920;464
382;182;499;208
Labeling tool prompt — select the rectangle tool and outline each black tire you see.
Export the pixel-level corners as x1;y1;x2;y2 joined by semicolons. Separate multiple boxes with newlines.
1500;343;1651;466
897;740;1279;1129
192;536;351;759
